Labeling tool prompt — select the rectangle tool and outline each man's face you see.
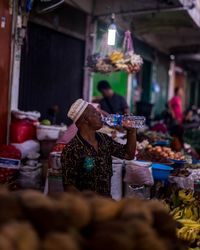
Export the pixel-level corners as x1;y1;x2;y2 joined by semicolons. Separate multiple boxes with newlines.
83;105;103;130
101;88;113;98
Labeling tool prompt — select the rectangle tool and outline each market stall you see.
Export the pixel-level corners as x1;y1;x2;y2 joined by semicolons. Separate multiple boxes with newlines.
1;112;200;250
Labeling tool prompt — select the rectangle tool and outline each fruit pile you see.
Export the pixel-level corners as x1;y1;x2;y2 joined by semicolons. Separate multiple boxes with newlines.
110;51;143;74
137;148;173;165
0;188;185;250
169;190;200;249
147;146;185;161
87;51;143;74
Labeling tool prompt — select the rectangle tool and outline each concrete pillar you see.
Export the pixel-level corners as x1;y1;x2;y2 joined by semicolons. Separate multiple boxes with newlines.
83;15;96;102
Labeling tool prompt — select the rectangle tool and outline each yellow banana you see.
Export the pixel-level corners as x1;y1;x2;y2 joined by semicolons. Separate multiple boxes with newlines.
184;206;193;219
170;207;180;216
186;228;197;242
177;226;198;242
178;219;198;224
192;205;199;221
177;226;188;238
173;210;184;220
178;190;195;203
109;51;124;63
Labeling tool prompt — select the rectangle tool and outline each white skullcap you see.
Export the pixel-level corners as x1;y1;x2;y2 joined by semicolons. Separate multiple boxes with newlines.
67;99;89;123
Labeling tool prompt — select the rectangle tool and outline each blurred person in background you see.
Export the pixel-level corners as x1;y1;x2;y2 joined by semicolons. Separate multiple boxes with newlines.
168;87;184;151
183;106;200;130
97;80;129;114
169;87;183;125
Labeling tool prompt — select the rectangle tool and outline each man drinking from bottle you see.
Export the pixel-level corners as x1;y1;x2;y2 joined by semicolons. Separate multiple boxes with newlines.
61;99;136;196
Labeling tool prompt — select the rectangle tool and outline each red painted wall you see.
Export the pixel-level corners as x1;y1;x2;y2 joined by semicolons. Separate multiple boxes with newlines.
0;0;12;144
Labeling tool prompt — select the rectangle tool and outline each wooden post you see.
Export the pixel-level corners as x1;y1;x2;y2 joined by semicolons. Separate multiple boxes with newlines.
0;0;13;144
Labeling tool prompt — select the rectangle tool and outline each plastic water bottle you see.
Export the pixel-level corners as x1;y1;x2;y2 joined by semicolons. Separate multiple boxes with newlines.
102;114;146;128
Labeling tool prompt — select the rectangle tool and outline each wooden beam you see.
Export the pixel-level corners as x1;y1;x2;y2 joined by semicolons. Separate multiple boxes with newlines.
0;0;12;144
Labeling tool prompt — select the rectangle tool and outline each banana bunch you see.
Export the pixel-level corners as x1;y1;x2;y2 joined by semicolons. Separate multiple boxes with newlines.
169;190;200;246
170;203;199;221
170;207;184;220
184;205;199;221
170;191;199;220
176;219;200;243
178;190;195;203
109;51;124;64
178;219;200;228
177;226;199;242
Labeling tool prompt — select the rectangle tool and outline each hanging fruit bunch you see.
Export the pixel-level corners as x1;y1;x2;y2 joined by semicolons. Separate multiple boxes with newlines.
87;31;143;74
87;53;115;74
110;51;143;74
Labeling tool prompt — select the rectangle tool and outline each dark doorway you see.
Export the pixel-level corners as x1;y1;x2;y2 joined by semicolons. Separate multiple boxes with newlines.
190;81;196;107
19;22;85;124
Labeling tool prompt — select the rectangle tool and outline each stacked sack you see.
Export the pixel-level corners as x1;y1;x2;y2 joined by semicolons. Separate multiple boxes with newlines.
0;188;186;250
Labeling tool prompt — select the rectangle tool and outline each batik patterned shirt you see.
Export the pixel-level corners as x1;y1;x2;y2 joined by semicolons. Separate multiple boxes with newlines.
61;132;126;196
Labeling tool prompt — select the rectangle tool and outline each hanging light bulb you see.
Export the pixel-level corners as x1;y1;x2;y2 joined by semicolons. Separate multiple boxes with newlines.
107;13;117;46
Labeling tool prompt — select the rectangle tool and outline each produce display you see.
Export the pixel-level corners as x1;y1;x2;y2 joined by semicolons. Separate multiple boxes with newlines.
137;131;172;144
0;188;186;250
87;51;143;74
167;190;200;249
137;150;172;164
147;146;185;161
137;135;185;163
185;163;200;170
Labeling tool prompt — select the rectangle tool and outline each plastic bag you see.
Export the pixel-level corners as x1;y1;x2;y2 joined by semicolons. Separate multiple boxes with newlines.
10;119;36;143
111;159;124;200
0;145;21;183
124;161;154;186
168;176;194;190
0;145;21;159
12;110;40;121
11;140;40;159
18;164;41;189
